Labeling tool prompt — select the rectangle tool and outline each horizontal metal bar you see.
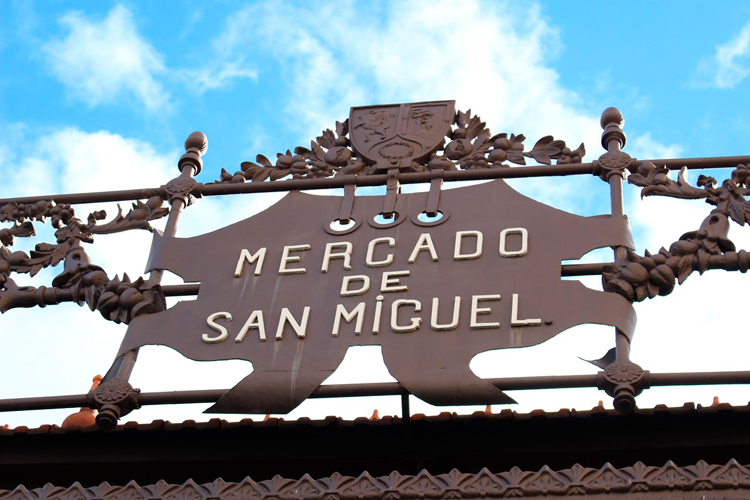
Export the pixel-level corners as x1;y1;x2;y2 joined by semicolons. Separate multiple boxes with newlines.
650;155;750;170
2;154;747;207
158;264;608;298
560;263;608;277
493;375;598;391
135;383;408;406
0;259;613;310
0;187;165;206
650;371;750;386
0;394;90;412
137;389;225;405
0;164;591;206
3;371;750;414
162;284;201;297
311;382;405;398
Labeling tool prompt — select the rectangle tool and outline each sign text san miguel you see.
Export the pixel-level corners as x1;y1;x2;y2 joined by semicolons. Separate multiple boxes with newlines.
122;179;634;413
3;100;750;427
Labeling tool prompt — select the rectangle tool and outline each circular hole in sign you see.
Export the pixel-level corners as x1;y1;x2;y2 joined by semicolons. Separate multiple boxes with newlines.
411;209;450;227
368;211;406;229
418;211;443;223
325;218;361;235
374;213;395;224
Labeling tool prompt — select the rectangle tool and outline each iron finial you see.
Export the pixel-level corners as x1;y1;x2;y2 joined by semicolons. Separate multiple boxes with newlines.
600;107;623;129
185;131;208;156
600;107;626;150
178;131;207;175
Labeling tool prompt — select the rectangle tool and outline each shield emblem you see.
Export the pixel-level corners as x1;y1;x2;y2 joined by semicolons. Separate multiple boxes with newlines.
350;101;455;170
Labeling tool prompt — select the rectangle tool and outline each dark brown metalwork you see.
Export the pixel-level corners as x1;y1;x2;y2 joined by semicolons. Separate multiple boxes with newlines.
6;154;750;207
603;161;750;304
602;212;748;302
3;102;750;428
0;196;168;321
7;370;750;413
116;177;634;415
212;101;584;184
595;108;641;413
93;132;208;429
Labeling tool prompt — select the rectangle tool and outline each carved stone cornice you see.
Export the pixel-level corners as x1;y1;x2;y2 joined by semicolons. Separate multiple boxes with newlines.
2;460;749;499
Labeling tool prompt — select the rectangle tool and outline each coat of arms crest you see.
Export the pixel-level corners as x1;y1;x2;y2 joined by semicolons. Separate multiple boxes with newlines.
350;101;455;170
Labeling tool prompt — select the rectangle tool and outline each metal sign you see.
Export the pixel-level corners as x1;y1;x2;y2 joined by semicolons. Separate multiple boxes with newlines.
119;179;635;414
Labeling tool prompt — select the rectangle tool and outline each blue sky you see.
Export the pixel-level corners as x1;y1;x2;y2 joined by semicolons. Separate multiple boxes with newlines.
3;1;750;428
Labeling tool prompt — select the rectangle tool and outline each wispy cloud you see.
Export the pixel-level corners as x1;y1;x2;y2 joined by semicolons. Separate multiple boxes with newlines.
208;1;613;213
694;21;750;89
181;8;259;95
628;132;683;160
11;127;175;195
43;5;169;111
185;61;258;94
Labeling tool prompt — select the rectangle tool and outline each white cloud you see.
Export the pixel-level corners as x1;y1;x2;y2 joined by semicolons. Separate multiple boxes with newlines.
694;20;750;89
180;8;259;95
211;1;613;214
217;2;582;138
628;132;683;161
43;5;169;111
211;1;679;219
186;62;258;94
5;128;177;279
11;128;176;196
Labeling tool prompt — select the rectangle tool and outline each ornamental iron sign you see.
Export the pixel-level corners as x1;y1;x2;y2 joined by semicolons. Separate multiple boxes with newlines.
2;101;750;428
120;179;634;414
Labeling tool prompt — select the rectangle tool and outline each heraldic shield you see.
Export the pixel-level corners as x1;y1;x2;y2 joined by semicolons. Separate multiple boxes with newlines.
117;178;637;415
350;101;455;170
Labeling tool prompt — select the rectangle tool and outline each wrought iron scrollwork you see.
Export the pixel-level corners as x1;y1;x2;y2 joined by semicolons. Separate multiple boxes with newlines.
603;211;750;303
211;109;585;184
629;162;750;225
0;197;169;322
604;161;750;302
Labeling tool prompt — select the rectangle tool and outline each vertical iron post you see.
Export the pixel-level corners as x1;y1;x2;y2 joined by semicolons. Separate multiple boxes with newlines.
600;108;638;412
95;132;207;429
